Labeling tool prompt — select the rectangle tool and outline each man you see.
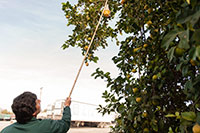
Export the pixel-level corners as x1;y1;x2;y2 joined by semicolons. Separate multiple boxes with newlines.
1;91;71;133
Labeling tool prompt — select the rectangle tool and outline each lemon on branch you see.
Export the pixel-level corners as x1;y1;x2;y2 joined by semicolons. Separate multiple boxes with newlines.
143;44;148;48
87;37;91;41
143;128;149;133
152;75;158;80
136;97;142;103
193;123;200;133
121;0;125;4
65;15;70;18
133;88;138;93
175;47;185;57
84;45;88;50
146;20;152;26
148;8;152;14
133;47;141;53
190;59;197;66
132;69;137;73
142;112;148;117
103;4;110;17
88;56;91;60
126;74;131;79
85;62;89;66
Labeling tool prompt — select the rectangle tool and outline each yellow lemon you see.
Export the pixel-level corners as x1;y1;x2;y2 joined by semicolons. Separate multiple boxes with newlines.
66;15;70;18
146;20;152;26
136;97;142;103
143;44;148;48
132;69;137;73
154;29;159;32
133;88;138;93
143;112;148;117
190;59;197;66
193;123;200;133
126;74;131;79
121;0;125;4
88;56;91;60
144;128;149;133
148;8;152;14
152;75;158;80
87;37;91;41
84;45;88;50
103;9;110;17
133;47;141;52
175;47;184;57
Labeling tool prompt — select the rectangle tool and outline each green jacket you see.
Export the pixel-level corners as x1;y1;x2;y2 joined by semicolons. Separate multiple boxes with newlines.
1;107;71;133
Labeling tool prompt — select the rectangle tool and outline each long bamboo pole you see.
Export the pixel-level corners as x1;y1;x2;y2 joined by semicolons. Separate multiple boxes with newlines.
68;0;109;98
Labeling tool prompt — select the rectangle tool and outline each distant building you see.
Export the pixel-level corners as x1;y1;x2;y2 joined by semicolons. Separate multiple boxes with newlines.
38;99;116;127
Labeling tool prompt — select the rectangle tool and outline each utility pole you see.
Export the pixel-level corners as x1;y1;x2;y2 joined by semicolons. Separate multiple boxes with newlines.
40;87;43;100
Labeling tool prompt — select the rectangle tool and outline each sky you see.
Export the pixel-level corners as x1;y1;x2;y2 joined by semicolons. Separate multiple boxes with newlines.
0;0;119;111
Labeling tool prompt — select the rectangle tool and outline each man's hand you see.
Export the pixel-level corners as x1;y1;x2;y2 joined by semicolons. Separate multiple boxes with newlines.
65;97;71;107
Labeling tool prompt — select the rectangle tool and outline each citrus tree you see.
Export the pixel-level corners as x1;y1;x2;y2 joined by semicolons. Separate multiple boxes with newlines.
62;0;200;132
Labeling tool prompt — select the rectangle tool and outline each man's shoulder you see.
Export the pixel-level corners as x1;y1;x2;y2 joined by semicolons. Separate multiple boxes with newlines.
1;123;16;133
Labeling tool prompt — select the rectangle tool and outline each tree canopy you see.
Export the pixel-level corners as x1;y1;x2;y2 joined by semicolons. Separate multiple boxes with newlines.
62;0;200;132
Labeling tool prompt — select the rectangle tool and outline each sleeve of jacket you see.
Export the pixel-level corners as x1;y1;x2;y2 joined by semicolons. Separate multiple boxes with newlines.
48;106;71;133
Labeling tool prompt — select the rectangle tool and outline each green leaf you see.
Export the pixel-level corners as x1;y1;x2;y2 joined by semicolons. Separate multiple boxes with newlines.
189;47;196;59
165;114;176;117
180;118;193;127
182;65;188;76
151;121;158;132
191;29;200;43
181;112;196;121
195;46;200;58
193;75;200;85
184;80;193;92
168;127;174;133
152;95;160;100
177;7;200;26
93;56;99;63
153;125;158;132
197;112;200;124
162;29;183;50
117;104;125;113
176;62;183;71
167;46;176;62
161;68;167;74
178;29;190;50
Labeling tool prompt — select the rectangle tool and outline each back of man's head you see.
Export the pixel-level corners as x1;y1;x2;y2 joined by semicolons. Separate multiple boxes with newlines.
12;92;37;124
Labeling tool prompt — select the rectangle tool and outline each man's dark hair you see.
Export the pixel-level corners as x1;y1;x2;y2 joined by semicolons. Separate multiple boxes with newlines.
12;92;37;124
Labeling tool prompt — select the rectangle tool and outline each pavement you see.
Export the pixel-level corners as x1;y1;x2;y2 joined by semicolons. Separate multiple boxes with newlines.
69;127;110;133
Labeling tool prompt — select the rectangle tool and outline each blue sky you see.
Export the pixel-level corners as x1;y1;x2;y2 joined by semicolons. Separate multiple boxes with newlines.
0;0;119;111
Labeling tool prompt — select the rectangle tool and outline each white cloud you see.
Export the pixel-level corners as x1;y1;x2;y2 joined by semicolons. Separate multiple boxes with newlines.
0;0;9;8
